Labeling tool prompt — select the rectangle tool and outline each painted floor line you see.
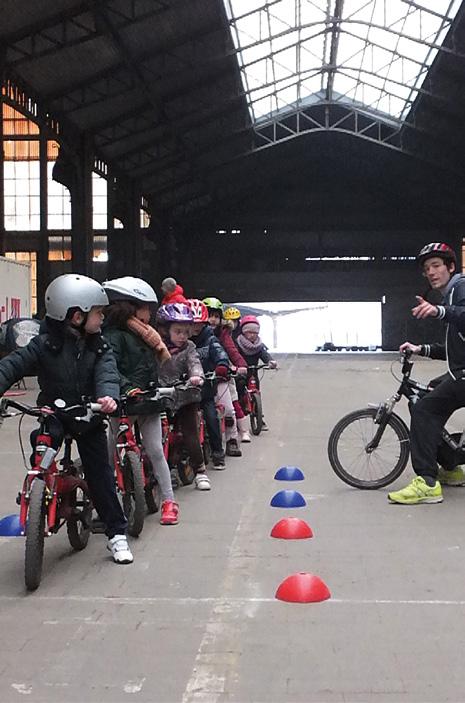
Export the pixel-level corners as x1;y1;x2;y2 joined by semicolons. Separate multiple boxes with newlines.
1;595;465;606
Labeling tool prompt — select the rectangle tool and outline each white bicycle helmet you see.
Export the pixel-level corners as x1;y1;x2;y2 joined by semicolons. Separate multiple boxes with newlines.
45;274;109;321
103;276;158;304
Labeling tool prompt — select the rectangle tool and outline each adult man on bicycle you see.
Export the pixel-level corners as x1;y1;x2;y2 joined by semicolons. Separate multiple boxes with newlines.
389;242;465;505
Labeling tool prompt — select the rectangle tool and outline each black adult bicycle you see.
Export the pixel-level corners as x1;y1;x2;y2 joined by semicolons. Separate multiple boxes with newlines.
327;350;465;489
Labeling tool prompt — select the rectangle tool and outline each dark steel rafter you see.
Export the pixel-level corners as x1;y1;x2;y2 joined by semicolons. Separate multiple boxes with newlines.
39;16;224;102
85;102;151;132
5;2;175;67
88;0;208;200
8;18;101;67
1;2;90;44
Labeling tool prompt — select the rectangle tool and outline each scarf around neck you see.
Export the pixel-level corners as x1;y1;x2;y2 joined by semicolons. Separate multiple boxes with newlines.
237;333;263;355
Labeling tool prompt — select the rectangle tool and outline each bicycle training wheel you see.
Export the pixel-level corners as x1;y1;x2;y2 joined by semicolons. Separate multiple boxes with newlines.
67;464;92;550
327;408;410;489
24;478;46;591
250;394;263;436
122;451;146;537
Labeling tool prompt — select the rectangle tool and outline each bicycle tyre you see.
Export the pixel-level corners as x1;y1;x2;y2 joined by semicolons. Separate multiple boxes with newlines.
24;479;46;591
250;394;263;436
142;456;160;514
122;451;146;537
328;408;410;489
67;464;92;550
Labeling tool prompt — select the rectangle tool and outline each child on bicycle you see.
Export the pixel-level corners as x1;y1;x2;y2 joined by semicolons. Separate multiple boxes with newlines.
102;276;180;525
223;306;251;442
156;303;211;490
203;297;250;451
0;274;133;564
235;315;277;431
187;299;229;469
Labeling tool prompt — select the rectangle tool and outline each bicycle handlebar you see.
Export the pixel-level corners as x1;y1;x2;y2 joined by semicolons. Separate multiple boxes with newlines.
0;397;104;422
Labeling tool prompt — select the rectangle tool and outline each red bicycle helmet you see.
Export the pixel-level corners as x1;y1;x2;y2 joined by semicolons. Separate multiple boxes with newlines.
240;314;259;328
417;242;456;267
187;298;209;323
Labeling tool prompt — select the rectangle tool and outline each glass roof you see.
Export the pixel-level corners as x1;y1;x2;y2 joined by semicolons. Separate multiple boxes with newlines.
224;0;462;123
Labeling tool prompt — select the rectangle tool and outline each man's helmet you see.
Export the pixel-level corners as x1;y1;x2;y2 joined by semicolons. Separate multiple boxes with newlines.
157;303;193;324
45;274;108;321
102;276;158;304
203;297;223;311
224;306;241;321
240;314;259;328
187;298;209;323
417;243;456;267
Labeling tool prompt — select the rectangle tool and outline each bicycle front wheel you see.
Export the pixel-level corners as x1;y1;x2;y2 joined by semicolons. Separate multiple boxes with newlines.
24;479;46;591
67;464;92;551
122;451;146;537
250;394;263;435
327;408;410;489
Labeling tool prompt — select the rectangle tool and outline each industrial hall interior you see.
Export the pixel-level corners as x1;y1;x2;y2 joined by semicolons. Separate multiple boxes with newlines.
1;0;465;349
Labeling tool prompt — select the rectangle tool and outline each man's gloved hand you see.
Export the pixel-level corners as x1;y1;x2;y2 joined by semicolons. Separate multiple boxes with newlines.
237;366;248;375
126;387;142;398
269;360;278;369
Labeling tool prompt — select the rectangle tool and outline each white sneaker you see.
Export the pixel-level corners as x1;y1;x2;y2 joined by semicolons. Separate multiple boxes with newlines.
241;431;251;443
107;534;134;564
195;473;211;491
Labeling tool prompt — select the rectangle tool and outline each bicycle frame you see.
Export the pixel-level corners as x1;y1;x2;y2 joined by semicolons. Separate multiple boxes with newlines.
1;399;93;534
113;399;142;494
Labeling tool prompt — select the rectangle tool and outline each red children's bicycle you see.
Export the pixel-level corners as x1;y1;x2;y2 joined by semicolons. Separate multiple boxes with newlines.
0;396;101;591
111;386;175;537
239;364;270;435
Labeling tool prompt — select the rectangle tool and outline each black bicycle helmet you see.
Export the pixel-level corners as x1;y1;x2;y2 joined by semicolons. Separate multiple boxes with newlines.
417;242;456;267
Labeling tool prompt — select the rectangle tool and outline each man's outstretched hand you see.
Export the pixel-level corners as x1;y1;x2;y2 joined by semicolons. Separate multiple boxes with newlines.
412;296;439;320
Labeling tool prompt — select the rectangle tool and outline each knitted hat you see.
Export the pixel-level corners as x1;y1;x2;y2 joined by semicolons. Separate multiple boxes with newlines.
161;277;177;293
241;321;260;335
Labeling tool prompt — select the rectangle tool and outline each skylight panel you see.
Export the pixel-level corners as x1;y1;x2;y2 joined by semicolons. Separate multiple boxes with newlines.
225;0;461;123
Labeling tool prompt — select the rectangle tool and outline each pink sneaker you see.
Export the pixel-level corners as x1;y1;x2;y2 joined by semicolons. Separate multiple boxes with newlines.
160;500;179;525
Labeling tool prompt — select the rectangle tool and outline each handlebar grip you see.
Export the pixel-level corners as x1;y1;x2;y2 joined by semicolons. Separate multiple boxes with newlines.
155;387;176;399
89;402;103;413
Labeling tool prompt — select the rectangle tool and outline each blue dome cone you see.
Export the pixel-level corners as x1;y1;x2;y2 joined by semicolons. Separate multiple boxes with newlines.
0;514;23;537
274;466;305;481
270;490;306;508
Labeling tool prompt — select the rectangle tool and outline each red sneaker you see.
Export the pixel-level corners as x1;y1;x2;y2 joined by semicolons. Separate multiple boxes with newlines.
160;500;179;525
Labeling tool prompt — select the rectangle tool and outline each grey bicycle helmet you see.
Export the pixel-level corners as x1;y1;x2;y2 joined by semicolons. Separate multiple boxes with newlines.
45;274;109;321
103;276;158;304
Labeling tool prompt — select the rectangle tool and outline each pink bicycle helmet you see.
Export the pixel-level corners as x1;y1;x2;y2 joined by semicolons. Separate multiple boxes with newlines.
187;298;209;323
240;315;259;328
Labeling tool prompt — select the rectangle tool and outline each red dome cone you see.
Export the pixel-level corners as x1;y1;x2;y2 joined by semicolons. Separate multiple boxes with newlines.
275;573;330;603
270;517;313;540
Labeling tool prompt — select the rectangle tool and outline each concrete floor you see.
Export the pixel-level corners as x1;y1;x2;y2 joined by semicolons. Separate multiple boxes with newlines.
1;354;465;703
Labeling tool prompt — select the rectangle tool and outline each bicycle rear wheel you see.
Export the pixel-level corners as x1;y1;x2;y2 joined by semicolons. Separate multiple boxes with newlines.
250;394;263;435
327;408;410;489
122;451;146;537
24;479;46;591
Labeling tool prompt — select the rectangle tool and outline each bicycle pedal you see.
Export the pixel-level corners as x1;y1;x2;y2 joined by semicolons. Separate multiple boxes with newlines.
91;518;106;534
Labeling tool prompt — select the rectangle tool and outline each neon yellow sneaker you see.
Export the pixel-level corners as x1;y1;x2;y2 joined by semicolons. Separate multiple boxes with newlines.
388;476;443;504
437;465;465;486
